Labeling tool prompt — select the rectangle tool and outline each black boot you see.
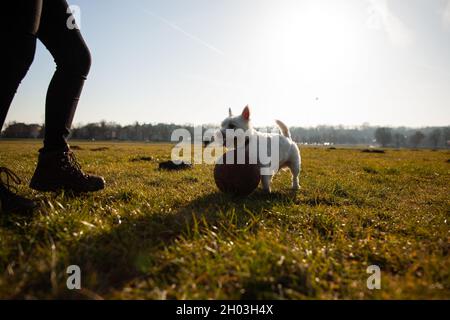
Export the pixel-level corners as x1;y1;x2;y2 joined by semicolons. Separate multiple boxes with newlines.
0;167;37;214
30;150;105;193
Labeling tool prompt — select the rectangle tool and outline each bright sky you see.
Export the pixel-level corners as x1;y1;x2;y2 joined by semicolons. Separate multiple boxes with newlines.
6;0;450;127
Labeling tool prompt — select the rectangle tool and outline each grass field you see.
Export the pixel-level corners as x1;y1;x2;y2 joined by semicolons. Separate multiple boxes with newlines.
0;140;449;299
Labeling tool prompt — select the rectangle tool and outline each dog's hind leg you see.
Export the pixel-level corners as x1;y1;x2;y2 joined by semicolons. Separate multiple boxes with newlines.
289;159;300;191
291;167;300;190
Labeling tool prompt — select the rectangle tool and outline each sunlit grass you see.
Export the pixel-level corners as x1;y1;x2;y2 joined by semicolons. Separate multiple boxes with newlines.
0;141;449;299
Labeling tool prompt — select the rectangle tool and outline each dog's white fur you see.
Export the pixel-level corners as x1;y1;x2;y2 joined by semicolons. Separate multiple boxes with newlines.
220;105;301;193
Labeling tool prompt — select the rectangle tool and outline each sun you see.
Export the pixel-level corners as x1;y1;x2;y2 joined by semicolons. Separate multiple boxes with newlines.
291;2;362;79
259;1;364;85
242;0;367;124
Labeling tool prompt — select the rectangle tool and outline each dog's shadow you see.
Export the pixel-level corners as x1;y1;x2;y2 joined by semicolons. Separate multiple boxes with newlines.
184;189;297;211
3;187;298;298
37;190;296;298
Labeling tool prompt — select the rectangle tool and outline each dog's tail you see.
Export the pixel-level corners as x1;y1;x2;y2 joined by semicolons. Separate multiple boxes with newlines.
275;120;291;139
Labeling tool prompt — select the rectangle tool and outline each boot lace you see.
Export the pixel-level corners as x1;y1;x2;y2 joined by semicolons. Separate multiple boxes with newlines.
62;152;88;178
0;167;22;193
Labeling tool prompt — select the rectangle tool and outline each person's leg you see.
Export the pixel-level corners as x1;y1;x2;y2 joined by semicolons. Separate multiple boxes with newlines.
0;1;42;213
0;1;42;131
37;0;91;152
29;0;105;193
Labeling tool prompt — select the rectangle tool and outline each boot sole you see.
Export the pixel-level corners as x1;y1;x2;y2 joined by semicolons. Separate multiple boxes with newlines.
30;179;104;193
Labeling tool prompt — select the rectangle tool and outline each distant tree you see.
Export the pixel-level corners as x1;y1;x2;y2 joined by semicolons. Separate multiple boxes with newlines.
374;127;392;147
393;133;406;148
2;120;449;147
409;131;425;148
444;127;450;148
428;128;441;148
38;124;45;139
2;122;42;139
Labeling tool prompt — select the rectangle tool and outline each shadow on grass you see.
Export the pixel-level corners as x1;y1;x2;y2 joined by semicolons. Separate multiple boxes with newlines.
21;190;297;299
2;185;349;299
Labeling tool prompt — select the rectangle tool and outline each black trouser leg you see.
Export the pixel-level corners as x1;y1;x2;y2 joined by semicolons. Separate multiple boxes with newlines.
0;34;37;130
38;0;91;152
0;0;91;152
0;1;42;131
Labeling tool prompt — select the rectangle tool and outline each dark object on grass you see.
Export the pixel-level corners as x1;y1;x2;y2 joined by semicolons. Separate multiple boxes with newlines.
361;149;385;154
446;159;450;163
214;149;261;197
130;156;153;162
328;147;336;150
90;147;109;152
159;160;192;171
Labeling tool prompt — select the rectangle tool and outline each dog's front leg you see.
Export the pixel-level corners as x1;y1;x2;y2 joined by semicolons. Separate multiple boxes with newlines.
261;174;272;193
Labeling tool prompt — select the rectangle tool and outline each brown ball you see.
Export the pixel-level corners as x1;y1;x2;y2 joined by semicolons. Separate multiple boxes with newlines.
214;149;261;197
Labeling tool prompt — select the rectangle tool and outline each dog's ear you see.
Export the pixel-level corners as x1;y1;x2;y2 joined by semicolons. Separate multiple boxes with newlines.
242;105;250;121
228;108;233;117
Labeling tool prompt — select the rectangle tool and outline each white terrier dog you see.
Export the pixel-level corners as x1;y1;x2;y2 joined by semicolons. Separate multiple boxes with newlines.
219;105;301;193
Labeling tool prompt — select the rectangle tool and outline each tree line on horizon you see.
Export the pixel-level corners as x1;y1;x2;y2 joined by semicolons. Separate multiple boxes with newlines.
1;121;449;149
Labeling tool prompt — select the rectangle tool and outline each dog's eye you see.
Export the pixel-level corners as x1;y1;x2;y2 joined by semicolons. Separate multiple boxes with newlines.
228;124;236;129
